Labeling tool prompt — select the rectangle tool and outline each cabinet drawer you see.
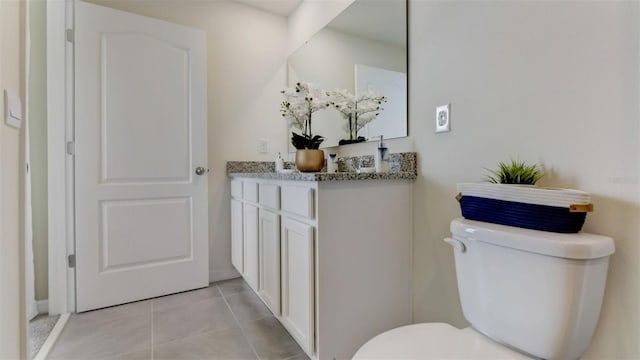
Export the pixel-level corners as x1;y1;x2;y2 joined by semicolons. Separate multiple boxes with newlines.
282;186;314;219
231;180;243;199
259;184;280;210
243;182;259;203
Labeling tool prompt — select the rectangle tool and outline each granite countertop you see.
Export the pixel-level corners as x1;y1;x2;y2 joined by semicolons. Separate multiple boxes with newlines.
227;152;417;182
228;171;417;182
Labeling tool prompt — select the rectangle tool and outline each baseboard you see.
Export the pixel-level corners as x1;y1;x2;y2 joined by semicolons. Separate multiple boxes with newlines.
37;299;49;314
33;312;70;360
209;268;240;283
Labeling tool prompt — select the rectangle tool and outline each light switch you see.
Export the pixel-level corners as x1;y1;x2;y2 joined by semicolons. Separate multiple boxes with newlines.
4;90;22;129
258;138;269;154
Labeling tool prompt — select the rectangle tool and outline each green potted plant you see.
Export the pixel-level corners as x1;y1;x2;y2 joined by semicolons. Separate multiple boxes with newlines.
485;159;543;185
281;82;330;172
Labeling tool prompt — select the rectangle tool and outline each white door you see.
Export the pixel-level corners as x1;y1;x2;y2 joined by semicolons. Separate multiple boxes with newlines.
281;217;315;354
231;199;244;274
243;204;259;292
259;209;280;315
75;2;208;312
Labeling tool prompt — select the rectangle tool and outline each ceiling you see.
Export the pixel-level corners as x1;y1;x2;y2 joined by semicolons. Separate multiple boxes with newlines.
232;0;302;16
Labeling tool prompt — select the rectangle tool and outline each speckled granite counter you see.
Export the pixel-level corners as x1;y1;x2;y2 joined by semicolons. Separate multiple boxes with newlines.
227;152;417;182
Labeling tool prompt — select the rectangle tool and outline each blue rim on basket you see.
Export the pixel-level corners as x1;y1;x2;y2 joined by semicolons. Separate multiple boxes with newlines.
459;195;587;233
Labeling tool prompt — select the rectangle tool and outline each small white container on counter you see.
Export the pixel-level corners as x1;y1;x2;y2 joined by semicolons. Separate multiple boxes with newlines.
327;153;339;173
275;152;284;173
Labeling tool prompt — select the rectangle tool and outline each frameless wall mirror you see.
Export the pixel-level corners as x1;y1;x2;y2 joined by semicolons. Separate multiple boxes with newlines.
287;0;407;149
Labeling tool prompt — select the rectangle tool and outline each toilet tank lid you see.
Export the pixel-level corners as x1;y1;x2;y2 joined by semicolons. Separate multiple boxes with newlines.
451;218;615;259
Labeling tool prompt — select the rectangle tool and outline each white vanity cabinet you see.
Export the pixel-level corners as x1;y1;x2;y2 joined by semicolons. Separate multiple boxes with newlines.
258;208;281;315
229;177;412;360
243;203;259;292
230;198;244;274
281;216;315;353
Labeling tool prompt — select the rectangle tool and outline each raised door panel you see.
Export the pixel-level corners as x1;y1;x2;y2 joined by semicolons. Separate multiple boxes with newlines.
100;33;190;183
243;204;259;292
259;183;280;210
231;199;243;274
259;209;281;315
231;180;243;199
281;217;314;355
282;186;314;219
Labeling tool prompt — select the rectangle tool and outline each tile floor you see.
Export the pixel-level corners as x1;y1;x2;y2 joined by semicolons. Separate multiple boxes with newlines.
48;278;309;360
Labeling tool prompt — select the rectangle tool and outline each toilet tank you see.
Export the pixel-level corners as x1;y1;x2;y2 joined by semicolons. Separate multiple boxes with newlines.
449;218;615;360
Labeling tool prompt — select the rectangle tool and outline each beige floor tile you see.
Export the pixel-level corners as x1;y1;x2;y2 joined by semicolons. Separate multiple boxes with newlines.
153;297;237;345
71;300;152;329
225;290;272;323
48;314;151;359
240;317;304;360
152;285;222;312
154;326;257;360
49;277;305;360
283;352;310;360
101;349;152;360
217;277;251;297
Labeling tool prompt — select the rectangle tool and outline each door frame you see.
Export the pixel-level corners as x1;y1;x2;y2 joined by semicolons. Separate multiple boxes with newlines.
47;0;75;315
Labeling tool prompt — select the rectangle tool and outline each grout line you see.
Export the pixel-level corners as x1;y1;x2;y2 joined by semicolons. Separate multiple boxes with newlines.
218;283;262;360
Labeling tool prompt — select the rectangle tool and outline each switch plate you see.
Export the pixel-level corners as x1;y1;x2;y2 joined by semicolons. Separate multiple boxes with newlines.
258;138;269;154
435;104;450;133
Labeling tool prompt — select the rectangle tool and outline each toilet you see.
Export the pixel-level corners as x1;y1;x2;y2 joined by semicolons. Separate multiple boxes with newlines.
354;218;615;359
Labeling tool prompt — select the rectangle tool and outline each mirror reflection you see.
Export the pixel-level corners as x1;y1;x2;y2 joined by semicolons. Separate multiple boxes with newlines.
287;0;407;149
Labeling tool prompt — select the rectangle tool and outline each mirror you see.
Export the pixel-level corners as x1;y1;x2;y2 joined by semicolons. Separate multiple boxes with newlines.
287;0;407;149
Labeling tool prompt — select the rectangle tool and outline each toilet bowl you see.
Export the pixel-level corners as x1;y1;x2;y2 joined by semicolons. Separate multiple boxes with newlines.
354;323;530;359
354;218;614;360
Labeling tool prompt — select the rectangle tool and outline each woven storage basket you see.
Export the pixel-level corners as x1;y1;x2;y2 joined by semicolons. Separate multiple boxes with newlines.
456;183;593;233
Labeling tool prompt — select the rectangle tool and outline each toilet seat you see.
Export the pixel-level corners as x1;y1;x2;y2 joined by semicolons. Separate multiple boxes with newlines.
353;323;531;359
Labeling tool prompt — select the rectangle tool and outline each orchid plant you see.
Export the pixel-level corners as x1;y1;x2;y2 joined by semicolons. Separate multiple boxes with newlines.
329;89;386;144
280;82;330;149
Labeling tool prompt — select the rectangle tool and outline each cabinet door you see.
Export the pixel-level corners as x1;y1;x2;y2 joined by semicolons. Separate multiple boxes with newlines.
259;209;281;315
243;203;259;292
231;199;244;274
281;217;314;354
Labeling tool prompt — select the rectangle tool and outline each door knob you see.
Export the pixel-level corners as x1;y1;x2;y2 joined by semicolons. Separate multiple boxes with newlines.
195;166;209;176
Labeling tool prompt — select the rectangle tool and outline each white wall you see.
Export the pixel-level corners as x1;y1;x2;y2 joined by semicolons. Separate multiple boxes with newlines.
0;0;26;357
409;2;639;357
294;0;640;358
85;0;289;282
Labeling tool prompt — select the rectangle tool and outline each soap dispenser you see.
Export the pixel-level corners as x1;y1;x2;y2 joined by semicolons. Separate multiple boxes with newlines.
275;152;284;173
375;135;389;173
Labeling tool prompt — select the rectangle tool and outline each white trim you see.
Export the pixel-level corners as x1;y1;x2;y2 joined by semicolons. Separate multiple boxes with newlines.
47;0;75;315
25;0;39;324
32;313;70;360
36;300;49;315
64;0;77;314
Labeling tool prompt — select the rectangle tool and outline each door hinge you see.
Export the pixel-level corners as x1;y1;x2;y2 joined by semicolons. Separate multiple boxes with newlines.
66;141;75;155
68;254;76;268
66;29;74;43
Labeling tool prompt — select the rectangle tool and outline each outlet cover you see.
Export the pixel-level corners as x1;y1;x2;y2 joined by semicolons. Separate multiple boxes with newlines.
435;104;450;133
